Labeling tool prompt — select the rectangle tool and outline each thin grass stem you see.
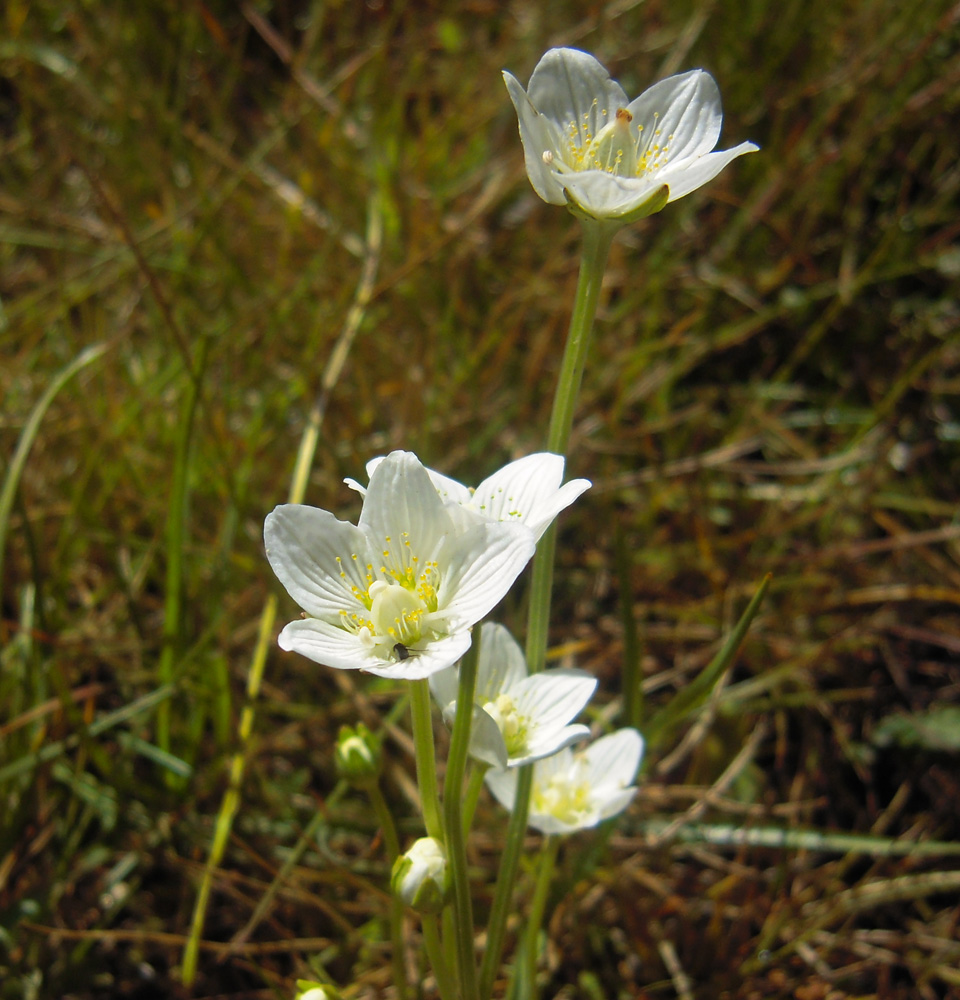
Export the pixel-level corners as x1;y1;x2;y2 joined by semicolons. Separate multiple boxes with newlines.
181;194;382;987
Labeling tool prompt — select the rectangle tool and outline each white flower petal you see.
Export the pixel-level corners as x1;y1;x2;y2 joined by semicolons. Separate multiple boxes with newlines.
484;765;518;810
437;522;536;625
473;621;528;702
278;616;374;670
583;728;644;790
556;170;667;219
658;141;759;202
464;703;510;769
530;807;602;836
280;617;471;679
525;48;628;143
427;469;473;505
343;477;366;496
503;70;568;205
627;70;722;163
428;663;460;709
358;451;451;558
471;454;591;541
518;722;590;765
596;788;637;823
514;669;596;732
265;505;370;619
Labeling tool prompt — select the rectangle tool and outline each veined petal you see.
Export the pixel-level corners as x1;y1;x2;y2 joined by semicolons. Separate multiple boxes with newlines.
428;663;460;710
659;142;758;202
583;728;644;790
362;631;473;680
358;451;451;559
627;70;722;164
513;669;597;732
519;722;590;765
265;505;371;619
484;765;518;810
437;522;535;625
278;616;376;670
473;621;528;702
556;170;668;219
596;788;637;823
503;70;567;205
529;807;602;836
453;702;510;769
526;48;628;144
470;454;590;541
426;469;473;506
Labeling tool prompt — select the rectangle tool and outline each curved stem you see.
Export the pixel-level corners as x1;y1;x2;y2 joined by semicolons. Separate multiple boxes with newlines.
444;632;482;1000
480;218;615;998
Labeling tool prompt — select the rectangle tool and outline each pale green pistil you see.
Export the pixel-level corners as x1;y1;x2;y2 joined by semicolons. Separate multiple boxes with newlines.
368;579;426;646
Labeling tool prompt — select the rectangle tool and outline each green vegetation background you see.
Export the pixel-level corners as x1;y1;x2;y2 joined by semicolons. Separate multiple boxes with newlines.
1;1;959;997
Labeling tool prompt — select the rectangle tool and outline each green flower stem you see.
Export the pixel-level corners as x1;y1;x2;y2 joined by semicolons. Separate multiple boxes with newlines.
444;632;482;1000
462;763;488;831
515;835;560;1000
368;782;407;1000
422;914;457;1000
410;680;445;842
480;218;616;1000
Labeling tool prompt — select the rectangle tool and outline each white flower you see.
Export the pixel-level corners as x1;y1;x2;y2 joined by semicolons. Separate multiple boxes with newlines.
346;452;590;543
429;622;596;769
503;48;758;222
485;728;644;834
264;451;536;680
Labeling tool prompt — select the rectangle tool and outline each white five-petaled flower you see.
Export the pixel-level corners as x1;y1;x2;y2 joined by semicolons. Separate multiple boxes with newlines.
429;622;597;770
485;728;644;835
503;47;758;223
264;451;536;680
346;452;590;543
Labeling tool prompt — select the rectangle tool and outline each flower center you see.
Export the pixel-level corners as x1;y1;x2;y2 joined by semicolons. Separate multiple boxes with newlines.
368;580;427;646
482;694;528;756
553;103;674;179
533;769;591;825
335;534;444;659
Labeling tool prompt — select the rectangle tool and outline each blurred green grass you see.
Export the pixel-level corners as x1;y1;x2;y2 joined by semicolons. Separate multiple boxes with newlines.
1;1;959;997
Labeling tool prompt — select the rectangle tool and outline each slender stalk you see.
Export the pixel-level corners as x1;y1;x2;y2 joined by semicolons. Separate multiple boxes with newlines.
444;633;481;1000
462;763;488;832
410;679;445;842
422;914;457;1000
368;782;408;1000
481;218;615;999
512;836;560;1000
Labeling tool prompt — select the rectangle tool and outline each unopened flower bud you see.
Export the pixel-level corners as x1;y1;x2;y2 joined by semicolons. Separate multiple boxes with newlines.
391;837;450;914
294;980;341;1000
334;723;382;790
